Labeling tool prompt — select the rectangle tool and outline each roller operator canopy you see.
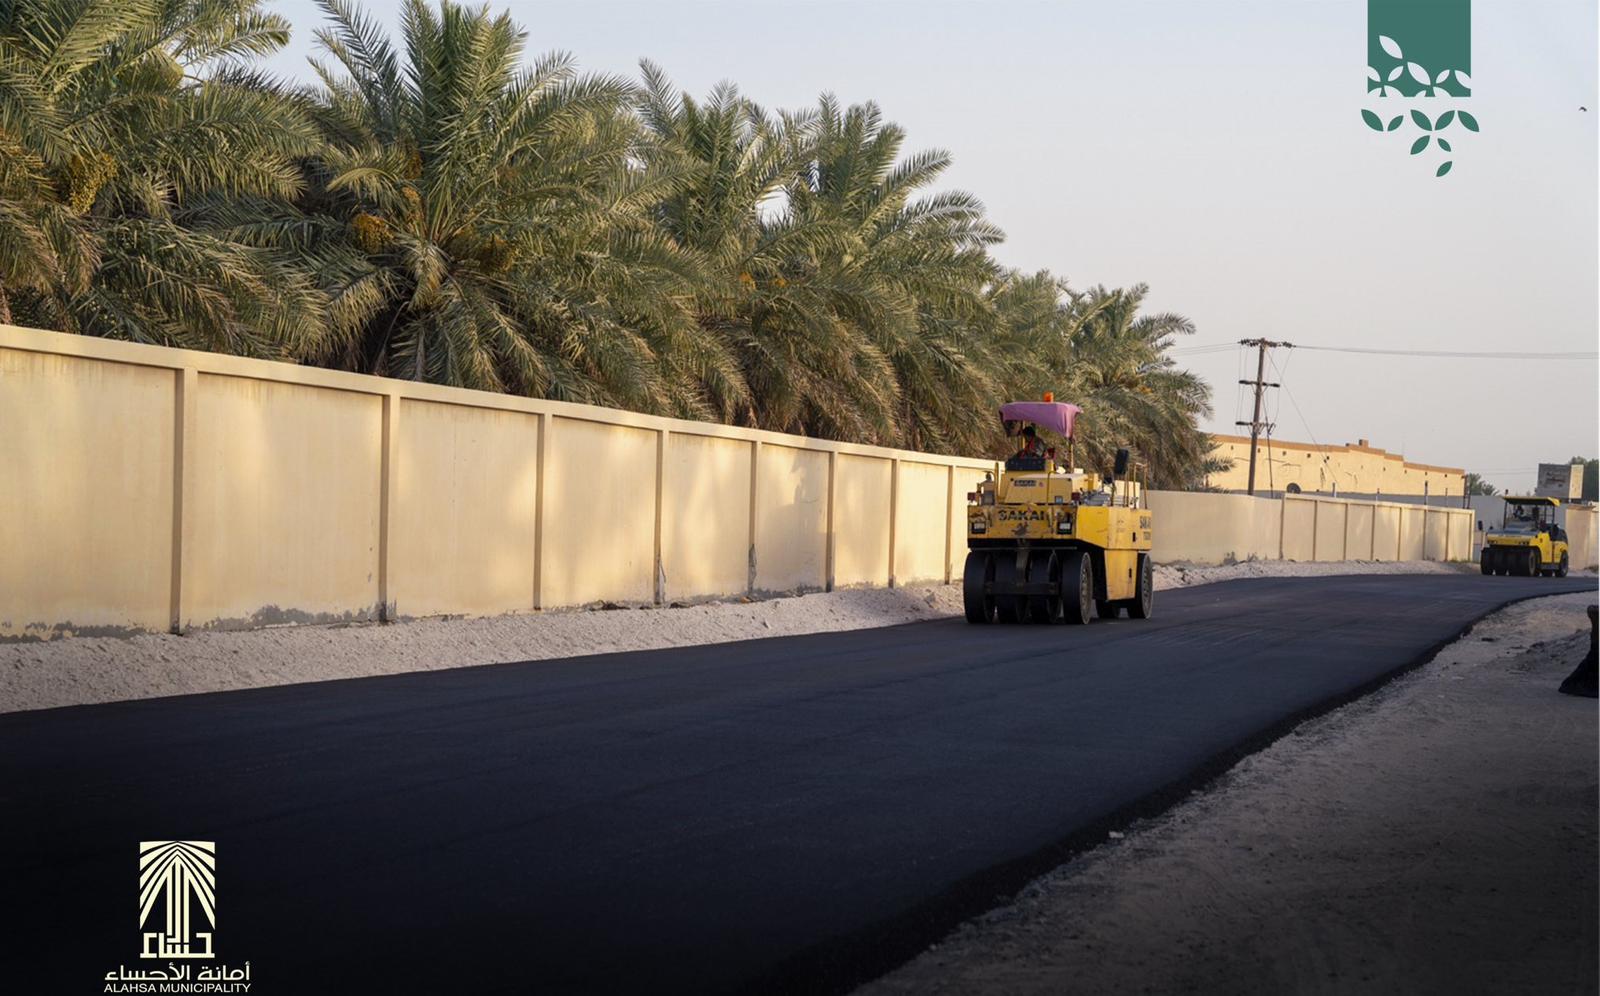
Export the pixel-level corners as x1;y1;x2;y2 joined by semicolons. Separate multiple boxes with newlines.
999;401;1082;439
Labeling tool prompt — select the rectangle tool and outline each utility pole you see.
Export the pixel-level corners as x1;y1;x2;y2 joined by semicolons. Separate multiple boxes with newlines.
1235;338;1292;495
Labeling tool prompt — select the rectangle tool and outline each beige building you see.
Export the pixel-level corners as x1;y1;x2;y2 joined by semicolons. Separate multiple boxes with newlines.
1206;434;1465;498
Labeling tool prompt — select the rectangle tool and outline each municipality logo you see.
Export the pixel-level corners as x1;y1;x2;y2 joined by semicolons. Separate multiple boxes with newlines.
1362;0;1477;177
105;841;253;992
139;841;217;959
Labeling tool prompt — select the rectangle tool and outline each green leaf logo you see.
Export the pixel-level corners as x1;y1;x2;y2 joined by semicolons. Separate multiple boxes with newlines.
1364;8;1474;178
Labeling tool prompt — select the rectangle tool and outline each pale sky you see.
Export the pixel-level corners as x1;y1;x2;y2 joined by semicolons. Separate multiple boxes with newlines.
262;0;1598;492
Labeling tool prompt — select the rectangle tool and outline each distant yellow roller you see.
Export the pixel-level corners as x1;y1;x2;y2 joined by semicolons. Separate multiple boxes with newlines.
1481;496;1571;578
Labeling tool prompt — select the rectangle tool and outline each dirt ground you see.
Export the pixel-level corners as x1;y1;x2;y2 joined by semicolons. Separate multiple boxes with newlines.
859;591;1600;996
0;560;1483;713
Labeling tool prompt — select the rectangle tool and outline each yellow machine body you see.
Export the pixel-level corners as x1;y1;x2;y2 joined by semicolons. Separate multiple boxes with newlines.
1481;496;1571;577
965;464;1154;622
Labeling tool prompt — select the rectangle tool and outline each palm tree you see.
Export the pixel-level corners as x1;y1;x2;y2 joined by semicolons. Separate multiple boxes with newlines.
1058;284;1215;487
275;0;732;415
1463;472;1497;496
0;0;325;352
640;75;1008;449
0;1;1221;481
786;96;1004;452
634;63;820;428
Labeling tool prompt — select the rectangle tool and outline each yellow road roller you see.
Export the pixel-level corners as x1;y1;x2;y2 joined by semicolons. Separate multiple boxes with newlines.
1481;496;1571;577
963;399;1153;625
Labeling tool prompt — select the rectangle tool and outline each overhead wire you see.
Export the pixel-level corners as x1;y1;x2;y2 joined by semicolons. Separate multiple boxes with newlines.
1169;340;1595;360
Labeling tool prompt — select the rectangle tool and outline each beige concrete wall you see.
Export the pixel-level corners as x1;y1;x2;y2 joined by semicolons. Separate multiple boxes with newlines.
1423;510;1449;562
1281;498;1316;561
185;374;383;629
392;399;539;618
1373;505;1401;561
0;323;1485;640
833;454;893;587
1148;490;1469;567
1146;492;1280;564
1313;500;1347;560
1346;503;1375;560
663;432;752;600
948;467;981;583
0;347;176;639
1398;506;1426;561
1448;510;1471;563
753;443;830;592
895;461;953;585
542;417;658;607
1566;507;1599;570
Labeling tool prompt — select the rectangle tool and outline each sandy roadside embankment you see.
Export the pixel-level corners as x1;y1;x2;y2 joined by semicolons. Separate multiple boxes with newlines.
859;591;1600;996
0;559;1490;713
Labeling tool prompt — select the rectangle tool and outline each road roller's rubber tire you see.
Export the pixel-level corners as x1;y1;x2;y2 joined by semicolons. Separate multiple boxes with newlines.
994;554;1023;623
1027;551;1059;623
1527;549;1541;578
962;551;996;624
1095;600;1119;620
1128;553;1154;619
1480;552;1492;575
1558;553;1569;578
1061;550;1093;626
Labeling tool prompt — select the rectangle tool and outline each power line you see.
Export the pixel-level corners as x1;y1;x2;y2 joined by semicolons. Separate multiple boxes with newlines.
1296;344;1597;359
1171;341;1594;360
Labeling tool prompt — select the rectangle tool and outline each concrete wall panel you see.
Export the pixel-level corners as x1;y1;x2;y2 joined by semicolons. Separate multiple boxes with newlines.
1398;507;1426;561
542;417;657;606
0;348;175;638
1423;510;1448;562
1563;507;1597;570
948;466;995;582
1314;501;1347;560
664;433;752;600
1346;503;1375;560
1373;505;1401;561
895;461;952;585
834;454;893;586
392;400;539;618
1147;491;1280;564
1281;498;1316;561
187;374;382;628
1448;510;1471;562
754;444;828;591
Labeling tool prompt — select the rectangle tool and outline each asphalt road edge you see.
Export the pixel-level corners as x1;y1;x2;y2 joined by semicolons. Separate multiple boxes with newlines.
743;585;1595;996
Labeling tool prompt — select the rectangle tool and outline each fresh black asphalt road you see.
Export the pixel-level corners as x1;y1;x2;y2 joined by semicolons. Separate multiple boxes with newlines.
1;574;1591;994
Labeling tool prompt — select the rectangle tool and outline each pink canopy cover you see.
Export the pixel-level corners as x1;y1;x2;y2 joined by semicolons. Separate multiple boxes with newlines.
998;401;1082;439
